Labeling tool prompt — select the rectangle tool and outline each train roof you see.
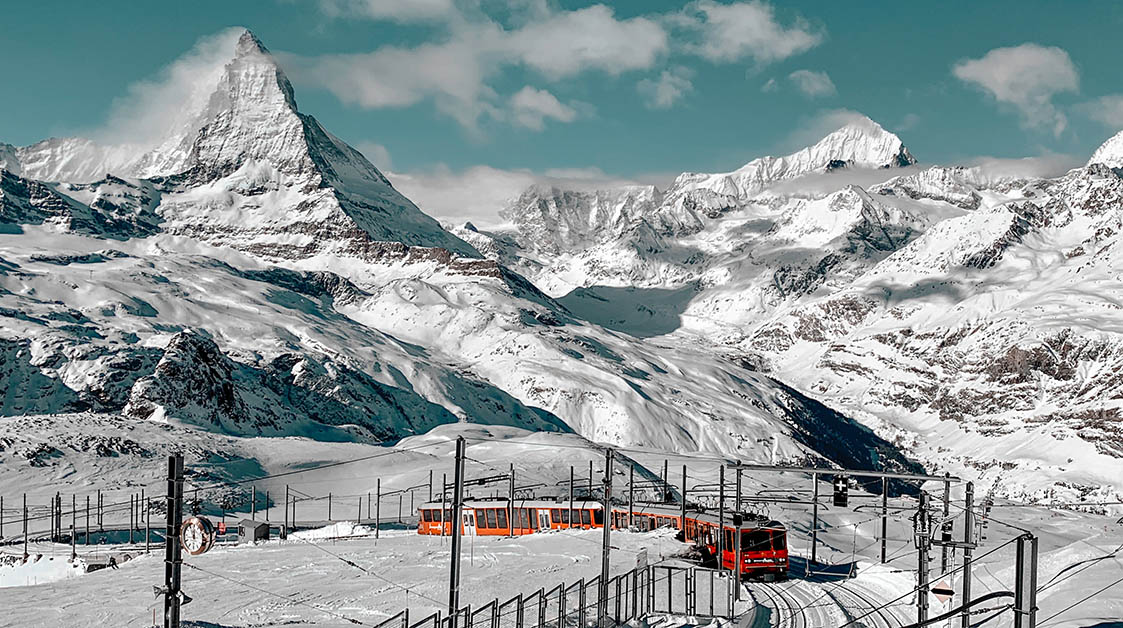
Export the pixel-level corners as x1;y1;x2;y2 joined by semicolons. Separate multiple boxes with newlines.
420;499;604;510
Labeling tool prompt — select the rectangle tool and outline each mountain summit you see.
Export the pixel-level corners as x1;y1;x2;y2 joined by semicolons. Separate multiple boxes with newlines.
1089;129;1123;169
668;115;916;204
4;29;478;260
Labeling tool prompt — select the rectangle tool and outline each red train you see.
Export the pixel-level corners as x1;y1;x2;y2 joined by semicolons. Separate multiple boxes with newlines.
417;499;787;580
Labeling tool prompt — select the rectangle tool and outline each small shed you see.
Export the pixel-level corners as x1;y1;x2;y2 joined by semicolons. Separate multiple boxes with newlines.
238;519;270;544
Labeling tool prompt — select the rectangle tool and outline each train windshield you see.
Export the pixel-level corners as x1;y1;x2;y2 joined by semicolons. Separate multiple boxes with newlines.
741;530;771;552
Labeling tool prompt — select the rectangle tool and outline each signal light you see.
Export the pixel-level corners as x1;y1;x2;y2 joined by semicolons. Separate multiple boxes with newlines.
833;475;848;507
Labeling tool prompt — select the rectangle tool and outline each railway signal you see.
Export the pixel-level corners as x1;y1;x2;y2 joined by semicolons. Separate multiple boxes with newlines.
832;474;848;507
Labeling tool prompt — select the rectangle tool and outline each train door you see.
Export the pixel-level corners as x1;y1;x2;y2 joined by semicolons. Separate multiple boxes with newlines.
538;510;551;530
464;510;477;536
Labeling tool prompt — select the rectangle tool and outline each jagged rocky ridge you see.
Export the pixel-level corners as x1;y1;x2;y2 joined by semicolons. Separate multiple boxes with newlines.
465;122;1123;505
0;30;923;475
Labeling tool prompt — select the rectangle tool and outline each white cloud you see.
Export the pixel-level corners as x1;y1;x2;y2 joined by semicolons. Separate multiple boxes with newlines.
316;0;456;22
287;2;821;132
356;141;393;169
637;66;695;109
897;113;921;131
964;154;1082;181
952;43;1079;136
92;27;245;148
388;164;672;228
1079;94;1123;128
284;6;664;132
788;69;835;98
678;0;822;65
761;77;778;92
509;87;578;130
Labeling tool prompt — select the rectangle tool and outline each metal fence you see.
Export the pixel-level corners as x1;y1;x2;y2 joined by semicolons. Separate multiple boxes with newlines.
372;564;737;628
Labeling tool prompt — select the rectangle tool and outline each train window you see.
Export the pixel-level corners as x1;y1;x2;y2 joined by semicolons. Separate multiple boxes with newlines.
771;531;786;550
581;510;591;525
551;509;561;523
593;509;604;525
742;530;771;552
724;529;734;549
485;509;497;529
424;509;434;522
518;509;529;529
497;509;508;529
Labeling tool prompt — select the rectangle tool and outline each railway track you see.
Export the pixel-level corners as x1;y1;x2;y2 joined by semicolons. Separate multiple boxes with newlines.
747;578;905;628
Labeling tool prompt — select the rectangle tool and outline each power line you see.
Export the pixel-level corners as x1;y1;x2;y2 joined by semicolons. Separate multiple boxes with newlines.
183;562;371;626
1038;571;1123;626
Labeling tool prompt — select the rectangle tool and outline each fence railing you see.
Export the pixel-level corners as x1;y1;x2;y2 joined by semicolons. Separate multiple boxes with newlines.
374;563;737;628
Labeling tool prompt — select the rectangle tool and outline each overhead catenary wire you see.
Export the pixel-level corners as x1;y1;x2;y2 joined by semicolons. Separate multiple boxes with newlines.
183;562;371;626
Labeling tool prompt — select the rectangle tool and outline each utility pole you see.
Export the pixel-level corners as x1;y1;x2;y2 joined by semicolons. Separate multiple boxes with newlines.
376;479;381;539
569;467;575;529
448;436;466;625
880;478;888;564
284;485;290;538
429;469;434;503
163;453;185;628
97;489;103;531
328;493;332;521
508;463;515;538
589;460;594;497
71;494;76;556
251;486;256;521
85;495;90;546
717;465;725;571
440;474;446;538
680;465;687;532
810;472;820;568
916;492;930;626
628;465;635;528
735;468;742;596
941;475;951;574
146;497;151;553
662;460;668;502
1014;534;1038;628
23;493;28;560
1;495;4;539
961;482;974;628
598;448;614;628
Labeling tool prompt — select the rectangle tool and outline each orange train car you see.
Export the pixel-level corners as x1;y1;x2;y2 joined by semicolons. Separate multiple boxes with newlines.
417;499;787;580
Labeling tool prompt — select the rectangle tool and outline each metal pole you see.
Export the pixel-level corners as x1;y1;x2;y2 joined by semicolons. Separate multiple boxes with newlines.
681;465;687;533
598;448;614;628
628;465;634;528
1;495;3;539
284;485;290;535
398;492;403;523
735;468;742;597
917;492;930;625
429;469;434;503
1014;534;1038;628
941;475;951;574
589;460;593;497
569;467;574;529
328;492;332;521
662;460;668;501
70;523;76;561
146;497;151;553
881;477;888;563
448;436;467;622
961;482;974;628
358;496;362;523
376;478;381;539
85;495;90;546
164;454;185;628
717;465;725;572
440;474;445;538
97;489;102;531
129;493;134;545
251;486;256;521
508;464;515;538
71;494;76;556
265;491;269;522
22;493;28;559
810;472;819;567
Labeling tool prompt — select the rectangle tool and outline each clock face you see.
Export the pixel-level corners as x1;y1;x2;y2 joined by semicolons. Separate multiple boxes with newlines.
180;517;215;556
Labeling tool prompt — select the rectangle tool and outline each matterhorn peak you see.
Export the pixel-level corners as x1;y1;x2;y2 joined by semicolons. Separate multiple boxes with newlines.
234;28;268;57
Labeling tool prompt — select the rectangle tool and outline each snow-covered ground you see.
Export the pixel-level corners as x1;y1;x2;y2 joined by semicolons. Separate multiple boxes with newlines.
0;425;1119;627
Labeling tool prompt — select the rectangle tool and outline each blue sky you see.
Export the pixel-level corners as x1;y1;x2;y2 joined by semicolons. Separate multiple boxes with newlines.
3;0;1123;221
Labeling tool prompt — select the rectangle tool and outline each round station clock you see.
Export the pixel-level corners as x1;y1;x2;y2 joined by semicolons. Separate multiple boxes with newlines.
180;516;216;556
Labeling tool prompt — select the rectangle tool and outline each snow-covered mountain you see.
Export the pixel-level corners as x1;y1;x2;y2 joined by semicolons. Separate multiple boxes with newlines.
1089;129;1123;169
457;122;1123;506
0;30;917;481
